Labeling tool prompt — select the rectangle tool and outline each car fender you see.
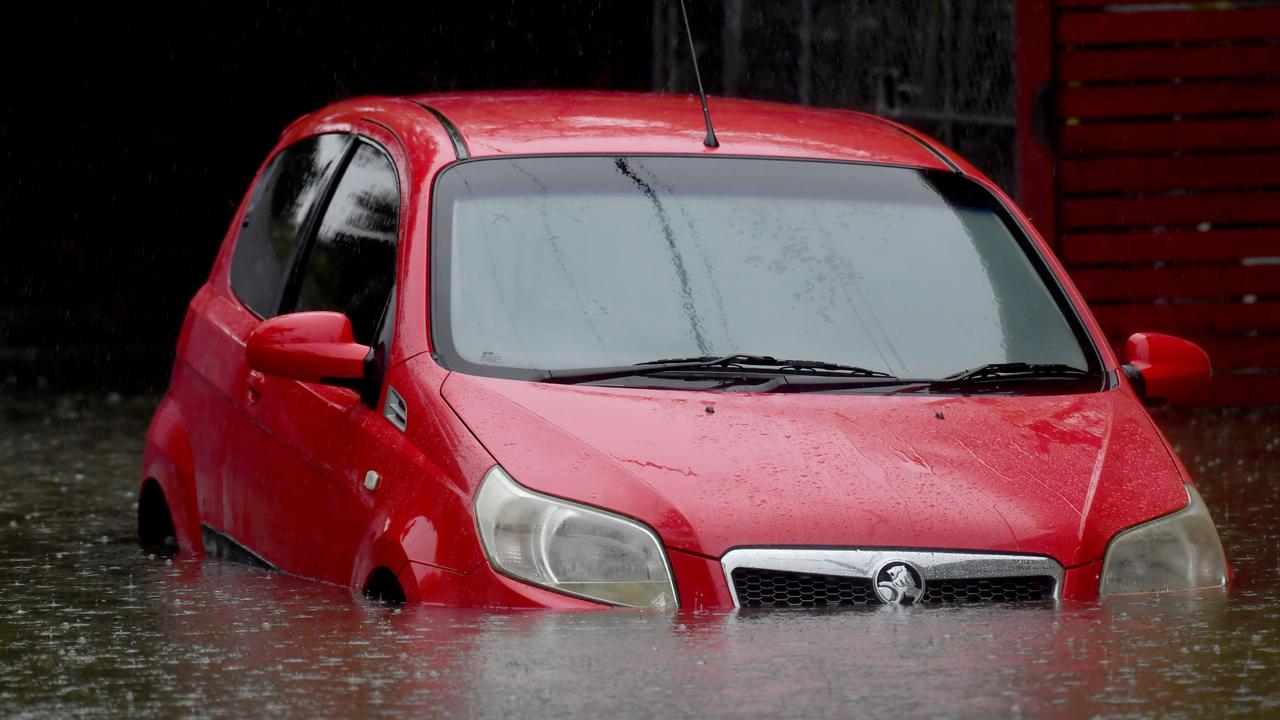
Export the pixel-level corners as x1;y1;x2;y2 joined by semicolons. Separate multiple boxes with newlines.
349;525;414;598
140;394;204;556
349;493;487;598
347;359;496;597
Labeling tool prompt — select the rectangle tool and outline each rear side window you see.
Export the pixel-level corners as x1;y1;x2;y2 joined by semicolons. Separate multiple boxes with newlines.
230;134;349;317
290;142;400;345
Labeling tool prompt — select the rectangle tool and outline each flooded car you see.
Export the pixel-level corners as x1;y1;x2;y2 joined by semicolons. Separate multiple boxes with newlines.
139;91;1227;609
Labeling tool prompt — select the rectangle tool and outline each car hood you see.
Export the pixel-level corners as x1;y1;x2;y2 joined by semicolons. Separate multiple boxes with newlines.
441;374;1190;567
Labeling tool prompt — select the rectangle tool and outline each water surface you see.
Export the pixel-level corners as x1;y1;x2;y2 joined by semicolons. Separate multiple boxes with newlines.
1;395;1276;718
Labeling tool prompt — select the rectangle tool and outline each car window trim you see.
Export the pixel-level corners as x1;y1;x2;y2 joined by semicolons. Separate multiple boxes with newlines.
274;136;360;316
351;125;407;374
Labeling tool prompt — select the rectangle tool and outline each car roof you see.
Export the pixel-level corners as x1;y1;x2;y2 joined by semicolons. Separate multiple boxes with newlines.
404;90;952;170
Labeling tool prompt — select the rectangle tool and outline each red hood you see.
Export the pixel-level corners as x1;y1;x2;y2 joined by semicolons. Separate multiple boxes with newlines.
441;374;1189;567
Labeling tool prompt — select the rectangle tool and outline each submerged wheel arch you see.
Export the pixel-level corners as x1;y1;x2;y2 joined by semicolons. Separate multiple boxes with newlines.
363;567;407;604
137;478;179;556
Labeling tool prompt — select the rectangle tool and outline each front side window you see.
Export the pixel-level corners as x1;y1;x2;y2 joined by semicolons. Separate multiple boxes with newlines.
432;156;1095;385
229;134;349;317
290;142;399;345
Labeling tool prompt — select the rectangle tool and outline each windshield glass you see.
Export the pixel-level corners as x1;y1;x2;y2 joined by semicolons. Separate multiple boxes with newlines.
432;156;1093;381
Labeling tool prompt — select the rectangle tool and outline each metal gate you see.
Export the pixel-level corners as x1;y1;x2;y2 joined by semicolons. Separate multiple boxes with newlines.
651;0;1019;191
1018;0;1280;404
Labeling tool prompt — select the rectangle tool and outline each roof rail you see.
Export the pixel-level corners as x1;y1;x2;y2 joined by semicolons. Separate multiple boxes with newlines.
885;122;961;173
412;102;470;160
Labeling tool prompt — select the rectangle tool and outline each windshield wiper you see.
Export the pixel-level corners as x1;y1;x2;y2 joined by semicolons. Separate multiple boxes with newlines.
542;354;896;385
659;354;896;377
939;362;1092;384
875;362;1095;396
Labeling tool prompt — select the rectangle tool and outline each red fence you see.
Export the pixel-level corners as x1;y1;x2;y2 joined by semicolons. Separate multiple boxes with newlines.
1017;0;1280;404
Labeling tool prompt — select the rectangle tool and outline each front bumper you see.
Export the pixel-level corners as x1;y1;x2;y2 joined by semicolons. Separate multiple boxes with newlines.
400;547;1107;609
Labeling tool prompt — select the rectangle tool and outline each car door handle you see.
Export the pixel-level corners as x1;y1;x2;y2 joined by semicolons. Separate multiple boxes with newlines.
247;369;265;404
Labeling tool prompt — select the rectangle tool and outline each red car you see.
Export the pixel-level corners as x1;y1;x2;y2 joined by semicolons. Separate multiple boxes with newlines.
138;91;1228;609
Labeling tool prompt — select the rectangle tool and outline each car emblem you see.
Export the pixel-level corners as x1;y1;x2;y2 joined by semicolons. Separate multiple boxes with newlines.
874;561;926;605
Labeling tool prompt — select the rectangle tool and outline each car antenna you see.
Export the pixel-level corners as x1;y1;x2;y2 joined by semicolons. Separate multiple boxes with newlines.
678;0;719;148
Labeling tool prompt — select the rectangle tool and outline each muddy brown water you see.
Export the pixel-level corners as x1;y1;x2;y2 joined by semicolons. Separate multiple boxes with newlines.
0;394;1277;718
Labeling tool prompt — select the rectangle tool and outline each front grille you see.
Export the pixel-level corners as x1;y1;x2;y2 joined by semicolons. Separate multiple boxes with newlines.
731;567;1055;608
733;568;878;608
922;576;1056;604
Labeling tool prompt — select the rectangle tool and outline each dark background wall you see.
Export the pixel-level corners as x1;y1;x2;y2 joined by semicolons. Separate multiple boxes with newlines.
1;1;1014;392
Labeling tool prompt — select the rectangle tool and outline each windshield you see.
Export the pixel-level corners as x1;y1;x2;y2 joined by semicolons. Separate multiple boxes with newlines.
431;156;1094;382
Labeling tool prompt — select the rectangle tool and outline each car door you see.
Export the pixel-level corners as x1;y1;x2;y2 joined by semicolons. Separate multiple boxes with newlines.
233;137;403;583
186;134;350;543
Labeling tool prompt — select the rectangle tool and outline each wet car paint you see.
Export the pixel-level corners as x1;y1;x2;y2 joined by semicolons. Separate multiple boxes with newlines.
146;91;1206;607
2;395;1276;717
440;372;1189;572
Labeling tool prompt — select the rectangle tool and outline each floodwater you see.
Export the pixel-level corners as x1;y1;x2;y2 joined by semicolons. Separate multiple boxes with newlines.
1;394;1277;718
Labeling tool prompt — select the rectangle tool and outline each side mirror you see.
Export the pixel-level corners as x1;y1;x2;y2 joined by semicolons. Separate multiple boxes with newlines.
246;311;371;387
1122;332;1211;405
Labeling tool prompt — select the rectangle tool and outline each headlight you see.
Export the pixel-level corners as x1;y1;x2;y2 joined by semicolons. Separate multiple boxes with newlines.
473;466;677;608
1100;483;1228;595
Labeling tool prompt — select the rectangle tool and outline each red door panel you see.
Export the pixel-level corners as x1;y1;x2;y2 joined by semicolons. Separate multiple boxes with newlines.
232;377;369;582
174;285;262;535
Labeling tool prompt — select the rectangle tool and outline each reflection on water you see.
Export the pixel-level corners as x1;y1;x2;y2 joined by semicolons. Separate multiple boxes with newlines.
1;395;1277;717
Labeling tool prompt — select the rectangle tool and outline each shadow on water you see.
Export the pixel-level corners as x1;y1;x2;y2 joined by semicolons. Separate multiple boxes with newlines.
0;395;1276;717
